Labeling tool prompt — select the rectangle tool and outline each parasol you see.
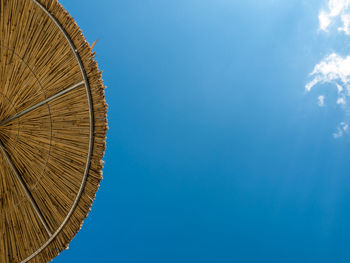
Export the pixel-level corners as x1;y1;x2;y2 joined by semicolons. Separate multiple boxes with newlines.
0;0;107;262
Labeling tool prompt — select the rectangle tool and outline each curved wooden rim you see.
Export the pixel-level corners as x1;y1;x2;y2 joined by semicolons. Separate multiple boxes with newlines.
20;1;95;261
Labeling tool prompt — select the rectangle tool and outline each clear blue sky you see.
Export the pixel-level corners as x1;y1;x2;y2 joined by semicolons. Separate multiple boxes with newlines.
55;0;350;262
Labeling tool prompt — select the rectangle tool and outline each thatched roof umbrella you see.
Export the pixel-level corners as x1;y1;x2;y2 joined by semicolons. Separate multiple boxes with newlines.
0;0;107;262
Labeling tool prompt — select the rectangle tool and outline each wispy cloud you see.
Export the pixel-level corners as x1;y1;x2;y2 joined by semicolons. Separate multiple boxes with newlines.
339;14;350;33
306;53;350;137
319;0;350;33
306;0;350;137
318;95;325;107
306;53;350;92
333;122;349;138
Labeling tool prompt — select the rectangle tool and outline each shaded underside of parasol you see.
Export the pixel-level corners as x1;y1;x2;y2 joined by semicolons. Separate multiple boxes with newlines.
0;0;107;262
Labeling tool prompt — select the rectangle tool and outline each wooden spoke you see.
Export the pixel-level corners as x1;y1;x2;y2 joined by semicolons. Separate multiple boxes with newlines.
0;81;85;126
0;1;107;262
0;141;52;237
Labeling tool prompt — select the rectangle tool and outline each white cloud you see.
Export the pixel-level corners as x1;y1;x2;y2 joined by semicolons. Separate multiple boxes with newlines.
320;11;332;31
306;77;321;92
333;122;349;138
337;97;347;104
319;0;350;32
318;95;325;106
306;0;350;138
306;54;350;138
339;14;350;34
306;53;350;92
336;83;344;93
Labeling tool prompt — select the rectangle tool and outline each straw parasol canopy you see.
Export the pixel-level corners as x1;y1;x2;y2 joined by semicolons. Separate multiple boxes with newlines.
0;0;107;262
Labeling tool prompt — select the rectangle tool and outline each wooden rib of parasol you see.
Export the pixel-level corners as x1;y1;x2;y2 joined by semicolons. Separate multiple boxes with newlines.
0;0;108;262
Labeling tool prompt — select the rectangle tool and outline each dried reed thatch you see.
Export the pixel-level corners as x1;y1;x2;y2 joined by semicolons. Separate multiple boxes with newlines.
0;0;107;262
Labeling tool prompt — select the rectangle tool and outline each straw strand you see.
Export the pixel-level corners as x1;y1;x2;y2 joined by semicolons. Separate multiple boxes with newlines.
0;0;107;262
